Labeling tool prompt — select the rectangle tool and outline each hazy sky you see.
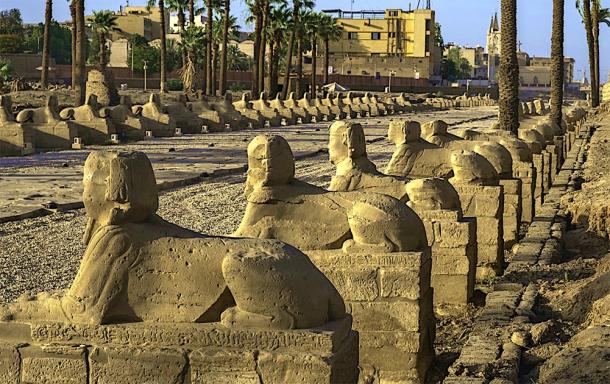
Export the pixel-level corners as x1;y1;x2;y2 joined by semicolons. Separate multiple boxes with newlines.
4;0;609;82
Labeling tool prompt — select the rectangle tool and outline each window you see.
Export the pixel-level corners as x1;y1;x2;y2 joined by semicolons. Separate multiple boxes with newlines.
371;32;381;40
348;32;358;40
389;32;396;38
425;20;431;31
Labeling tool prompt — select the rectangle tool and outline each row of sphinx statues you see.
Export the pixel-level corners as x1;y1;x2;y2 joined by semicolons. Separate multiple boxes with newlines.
0;90;495;157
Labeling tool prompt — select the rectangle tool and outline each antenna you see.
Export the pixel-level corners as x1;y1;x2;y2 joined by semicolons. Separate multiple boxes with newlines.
426;0;431;9
416;0;421;10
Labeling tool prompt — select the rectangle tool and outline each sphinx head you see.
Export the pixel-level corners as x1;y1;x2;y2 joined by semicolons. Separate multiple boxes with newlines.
421;120;448;139
388;120;421;145
405;177;461;212
82;151;158;243
328;121;367;165
246;135;295;192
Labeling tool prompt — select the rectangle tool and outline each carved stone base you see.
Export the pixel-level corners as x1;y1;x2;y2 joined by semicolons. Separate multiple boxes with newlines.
451;184;505;279
308;250;435;383
500;179;522;248
0;318;358;384
67;121;116;145
414;209;477;306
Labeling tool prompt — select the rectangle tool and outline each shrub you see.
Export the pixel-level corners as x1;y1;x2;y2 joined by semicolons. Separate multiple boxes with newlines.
167;79;183;91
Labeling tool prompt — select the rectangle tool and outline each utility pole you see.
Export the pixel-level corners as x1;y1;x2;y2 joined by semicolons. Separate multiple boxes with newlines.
143;60;148;90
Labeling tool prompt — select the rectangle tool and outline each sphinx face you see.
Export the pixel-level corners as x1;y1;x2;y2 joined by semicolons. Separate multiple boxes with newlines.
82;155;115;223
328;132;349;165
248;138;295;187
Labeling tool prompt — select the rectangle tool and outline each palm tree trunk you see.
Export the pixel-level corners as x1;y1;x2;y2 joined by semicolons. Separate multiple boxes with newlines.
70;1;76;88
311;38;317;95
498;0;519;134
257;0;269;95
99;34;108;70
219;0;230;95
281;5;299;99
252;7;262;96
582;0;597;106
159;0;168;93
74;0;86;105
178;9;187;69
189;0;195;25
295;35;303;98
211;44;217;95
550;0;564;129
266;40;274;94
205;0;213;95
323;38;329;85
592;0;600;106
41;0;52;89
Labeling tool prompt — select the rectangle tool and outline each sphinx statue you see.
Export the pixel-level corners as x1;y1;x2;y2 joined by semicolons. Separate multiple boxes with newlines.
59;94;117;144
385;120;454;178
214;92;263;128
0;95;35;156
98;95;146;140
1;150;346;330
248;92;286;125
235;135;427;253
269;92;305;124
298;92;335;120
163;94;207;133
283;92;319;122
131;94;176;137
15;94;78;150
320;92;350;119
234;92;282;126
449;150;499;186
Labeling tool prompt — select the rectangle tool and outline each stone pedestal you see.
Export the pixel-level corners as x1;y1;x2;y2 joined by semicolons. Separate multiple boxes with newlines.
530;154;545;217
414;209;477;306
24;122;78;150
546;144;559;183
67;120;116;145
0;125;35;156
500;178;522;247
307;250;435;383
85;69;120;107
514;160;536;224
451;184;504;279
0;318;358;384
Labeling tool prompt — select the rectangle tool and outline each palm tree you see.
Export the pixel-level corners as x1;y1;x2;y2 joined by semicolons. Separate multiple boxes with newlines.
219;0;231;95
212;13;239;95
41;0;52;89
167;0;189;67
498;0;519;134
189;0;196;24
179;25;205;93
205;0;214;95
302;11;319;95
281;0;314;99
257;0;270;94
577;0;597;106
74;0;86;104
246;0;263;95
550;0;564;129
69;0;76;89
89;11;120;70
320;13;342;86
147;0;168;93
266;4;290;95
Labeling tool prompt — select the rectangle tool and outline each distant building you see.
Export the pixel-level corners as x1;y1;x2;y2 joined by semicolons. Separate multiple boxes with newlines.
169;13;207;34
320;8;441;80
106;6;169;41
444;44;486;79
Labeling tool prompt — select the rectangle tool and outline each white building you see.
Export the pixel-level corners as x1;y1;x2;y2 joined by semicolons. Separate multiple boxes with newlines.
169;13;207;33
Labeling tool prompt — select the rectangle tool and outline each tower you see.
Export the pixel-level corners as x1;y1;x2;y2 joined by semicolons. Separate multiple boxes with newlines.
486;12;501;55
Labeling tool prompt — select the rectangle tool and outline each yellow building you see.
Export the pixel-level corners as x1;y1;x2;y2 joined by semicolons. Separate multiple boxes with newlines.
108;6;169;41
321;8;441;80
519;57;576;88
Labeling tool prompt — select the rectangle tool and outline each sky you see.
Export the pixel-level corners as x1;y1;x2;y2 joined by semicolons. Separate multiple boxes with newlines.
4;0;609;83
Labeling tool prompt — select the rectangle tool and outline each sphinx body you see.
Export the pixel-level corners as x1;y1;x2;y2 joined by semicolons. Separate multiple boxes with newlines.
235;135;428;254
2;150;345;331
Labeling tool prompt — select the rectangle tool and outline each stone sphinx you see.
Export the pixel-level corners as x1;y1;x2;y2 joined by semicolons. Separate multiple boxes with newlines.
268;92;305;124
131;94;176;137
0;95;35;156
15;94;78;150
0;150;357;383
449;150;499;186
236;135;436;382
326;121;476;306
235;134;427;253
361;92;387;116
163;94;207;134
98;95;145;141
187;94;228;131
385;120;454;179
59;94;117;144
234;92;281;126
283;92;320;122
248;92;286;126
298;92;336;120
322;92;352;119
343;92;369;117
214;91;263;128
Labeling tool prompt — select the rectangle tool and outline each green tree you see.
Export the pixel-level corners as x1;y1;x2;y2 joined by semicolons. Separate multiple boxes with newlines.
218;0;231;95
550;0;564;130
132;44;160;73
445;47;472;79
0;9;24;35
0;34;22;53
281;0;314;99
226;45;252;71
179;25;205;93
0;58;11;86
319;13;342;86
24;23;72;64
499;0;520;134
265;4;290;95
88;10;120;70
147;0;168;92
576;0;597;106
